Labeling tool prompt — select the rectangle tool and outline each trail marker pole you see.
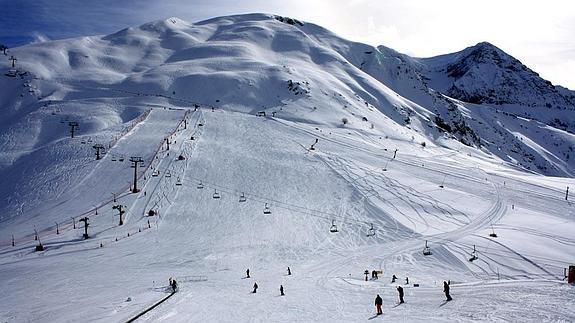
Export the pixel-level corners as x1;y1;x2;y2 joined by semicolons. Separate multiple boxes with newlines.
71;217;76;229
130;157;144;193
566;186;569;201
12;234;15;246
55;222;59;235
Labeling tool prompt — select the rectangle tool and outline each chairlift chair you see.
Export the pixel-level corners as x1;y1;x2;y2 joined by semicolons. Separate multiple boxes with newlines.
213;189;221;199
197;181;204;189
239;192;247;202
176;177;182;186
329;220;338;233
119;155;125;162
165;170;172;178
489;225;498;238
263;203;271;215
152;170;160;177
423;240;432;256
366;223;375;237
111;155;117;162
468;245;478;262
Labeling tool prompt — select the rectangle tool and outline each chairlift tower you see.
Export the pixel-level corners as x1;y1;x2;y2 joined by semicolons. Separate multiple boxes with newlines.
129;157;144;193
68;121;79;138
92;144;104;160
112;204;126;226
79;217;90;239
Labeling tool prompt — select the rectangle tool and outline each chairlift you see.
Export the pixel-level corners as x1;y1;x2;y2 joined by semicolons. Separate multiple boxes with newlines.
366;223;375;237
176;177;182;186
213;189;221;199
152;170;160;177
119;155;125;162
263;203;271;215
469;245;478;262
81;139;86;144
197;181;204;189
329;220;339;233
111;155;117;162
423;240;432;256
489;225;498;238
165;170;172;178
239;192;247;202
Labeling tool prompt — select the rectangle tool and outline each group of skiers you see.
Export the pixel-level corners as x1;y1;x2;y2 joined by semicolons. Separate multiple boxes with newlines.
247;267;291;296
373;280;451;316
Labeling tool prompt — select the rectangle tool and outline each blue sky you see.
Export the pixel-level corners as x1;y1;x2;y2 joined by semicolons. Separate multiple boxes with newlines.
1;0;574;89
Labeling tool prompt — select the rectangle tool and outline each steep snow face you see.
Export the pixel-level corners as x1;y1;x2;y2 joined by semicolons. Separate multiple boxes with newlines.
422;42;575;107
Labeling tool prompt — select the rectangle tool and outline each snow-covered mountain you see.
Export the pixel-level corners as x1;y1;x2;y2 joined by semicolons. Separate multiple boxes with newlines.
0;14;574;322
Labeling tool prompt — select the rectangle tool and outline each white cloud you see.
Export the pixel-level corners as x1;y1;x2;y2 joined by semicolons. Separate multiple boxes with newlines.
31;32;50;43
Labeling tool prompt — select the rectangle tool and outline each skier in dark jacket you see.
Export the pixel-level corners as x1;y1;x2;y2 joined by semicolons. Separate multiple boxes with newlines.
391;274;397;283
280;285;284;296
171;279;178;293
246;268;250;278
443;281;452;301
252;282;258;293
287;267;291;276
397;286;404;303
374;294;383;315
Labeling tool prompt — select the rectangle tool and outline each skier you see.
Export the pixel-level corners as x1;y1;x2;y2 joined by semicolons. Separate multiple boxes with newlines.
171;278;178;293
374;294;383;315
397;286;404;304
287;267;291;276
280;285;284;296
391;274;397;283
252;282;258;294
246;268;250;278
405;277;409;285
443;281;452;301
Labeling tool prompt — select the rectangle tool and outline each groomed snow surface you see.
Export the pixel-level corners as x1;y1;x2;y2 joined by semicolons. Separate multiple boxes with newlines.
0;13;574;323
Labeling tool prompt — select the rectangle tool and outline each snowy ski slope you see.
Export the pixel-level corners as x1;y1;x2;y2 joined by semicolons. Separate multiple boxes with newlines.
0;13;574;322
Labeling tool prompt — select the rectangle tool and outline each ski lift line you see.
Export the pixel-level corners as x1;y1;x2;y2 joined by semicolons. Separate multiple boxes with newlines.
5;110;194;246
180;176;393;230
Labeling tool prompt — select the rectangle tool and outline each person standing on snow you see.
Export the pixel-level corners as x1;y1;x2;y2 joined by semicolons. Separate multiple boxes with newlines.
252;282;258;293
280;285;284;296
171;278;178;293
246;269;250;278
374;294;383;315
287;267;291;276
397;286;404;304
391;274;397;283
443;281;452;301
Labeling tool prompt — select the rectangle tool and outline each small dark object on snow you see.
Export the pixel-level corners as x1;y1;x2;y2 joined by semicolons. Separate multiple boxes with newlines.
375;294;383;315
280;285;284;296
443;281;452;301
405;277;409;284
148;209;156;217
397;286;404;303
392;274;397;283
178;155;185;160
246;269;250;278
171;278;178;293
252;282;258;293
287;267;291;276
